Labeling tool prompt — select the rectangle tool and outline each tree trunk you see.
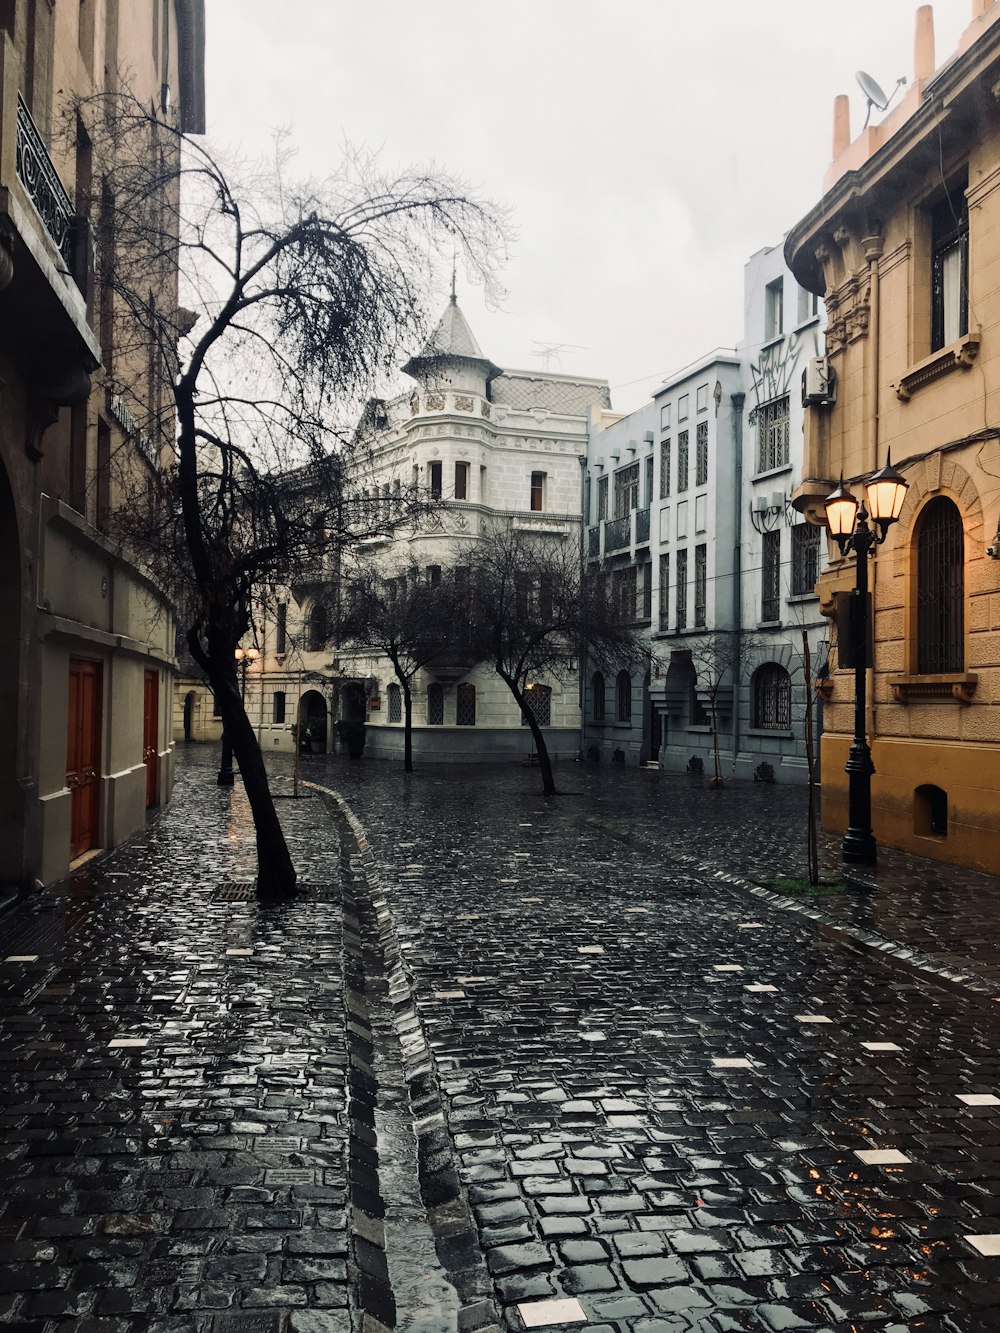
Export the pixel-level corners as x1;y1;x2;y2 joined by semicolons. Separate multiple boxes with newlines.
710;703;724;788
403;681;413;773
499;669;556;795
213;664;297;897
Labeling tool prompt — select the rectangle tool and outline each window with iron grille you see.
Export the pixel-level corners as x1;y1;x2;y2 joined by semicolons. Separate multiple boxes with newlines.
308;602;328;651
756;396;789;473
644;454;654;508
273;690;286;724
617;670;632;723
456;683;476;726
761;530;781;622
614;463;640;518
677;431;689;493
694;544;707;627
917;497;964;672
387;684;402;723
696;421;708;487
520;683;552;727
676;548;688;630
592;672;605;721
276;603;287;654
597;475;608;520
658;552;669;631
660;439;670;498
753;663;791;729
931;180;969;352
427;683;444;725
641;562;652;621
791;523;821;596
691;674;710;726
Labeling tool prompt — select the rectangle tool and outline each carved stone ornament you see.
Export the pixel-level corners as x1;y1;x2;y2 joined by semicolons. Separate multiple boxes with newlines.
481;401;491;418
425;393;445;411
409;393;419;416
426;512;444;531
454;513;470;532
454;396;474;412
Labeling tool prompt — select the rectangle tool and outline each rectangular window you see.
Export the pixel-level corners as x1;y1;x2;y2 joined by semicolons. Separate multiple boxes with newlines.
454;461;469;500
677;500;688;539
931;181;969;352
658;552;670;631
762;530;781;622
456;683;476;726
426;564;441;587
696;421;708;487
530;471;545;512
276;603;287;655
660;402;671;430
756;396;789;473
678;394;689;421
676;548;688;631
597;475;608;521
273;691;286;724
766;278;784;339
480;464;487;501
644;454;654;509
427;685;444;726
212;692;222;718
659;439;671;498
694;544;707;627
791;523;821;596
584;475;591;524
613;566;637;622
677;431;689;493
641;562;652;621
614;463;640;517
696;384;708;413
429;461;442;499
695;495;707;533
797;284;819;324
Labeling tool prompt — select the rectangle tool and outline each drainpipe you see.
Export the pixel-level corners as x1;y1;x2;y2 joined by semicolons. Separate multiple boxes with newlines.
730;392;745;771
862;232;884;748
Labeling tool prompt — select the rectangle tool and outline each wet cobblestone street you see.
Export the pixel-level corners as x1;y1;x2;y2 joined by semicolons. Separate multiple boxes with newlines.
3;747;1000;1332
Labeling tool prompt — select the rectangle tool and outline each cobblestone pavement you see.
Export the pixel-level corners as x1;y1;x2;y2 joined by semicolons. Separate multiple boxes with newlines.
313;753;1000;1332
0;750;355;1333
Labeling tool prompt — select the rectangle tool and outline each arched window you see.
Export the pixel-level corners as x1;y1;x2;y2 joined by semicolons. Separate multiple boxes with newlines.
917;497;964;673
308;602;328;652
387;684;401;723
592;672;605;721
520;683;552;727
456;683;476;726
616;671;632;724
427;683;444;725
753;663;791;730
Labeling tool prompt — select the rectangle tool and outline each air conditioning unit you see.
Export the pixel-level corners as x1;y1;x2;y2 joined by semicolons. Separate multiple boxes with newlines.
771;491;784;510
753;495;769;513
802;357;836;406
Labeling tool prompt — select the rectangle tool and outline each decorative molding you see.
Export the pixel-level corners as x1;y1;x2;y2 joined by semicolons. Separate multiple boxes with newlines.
878;239;911;280
967;162;1000;209
892;330;982;400
454;396;474;412
888;673;978;703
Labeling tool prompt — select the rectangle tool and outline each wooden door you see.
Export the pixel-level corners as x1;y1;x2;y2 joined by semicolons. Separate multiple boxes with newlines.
143;669;159;808
67;658;102;859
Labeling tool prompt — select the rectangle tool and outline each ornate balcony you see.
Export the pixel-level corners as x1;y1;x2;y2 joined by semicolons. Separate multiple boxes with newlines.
604;516;629;553
16;95;74;270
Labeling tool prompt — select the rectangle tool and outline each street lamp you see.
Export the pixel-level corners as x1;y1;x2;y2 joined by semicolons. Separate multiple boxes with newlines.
217;645;260;787
823;451;909;865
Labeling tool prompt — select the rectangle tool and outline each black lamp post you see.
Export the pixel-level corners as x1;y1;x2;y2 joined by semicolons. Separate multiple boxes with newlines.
216;646;260;787
824;452;909;865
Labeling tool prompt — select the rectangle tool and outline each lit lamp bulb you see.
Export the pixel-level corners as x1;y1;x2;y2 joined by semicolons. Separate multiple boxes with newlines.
824;477;859;554
865;449;909;539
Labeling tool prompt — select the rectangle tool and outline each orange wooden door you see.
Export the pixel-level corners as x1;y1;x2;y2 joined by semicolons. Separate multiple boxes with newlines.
67;658;102;859
143;669;159;808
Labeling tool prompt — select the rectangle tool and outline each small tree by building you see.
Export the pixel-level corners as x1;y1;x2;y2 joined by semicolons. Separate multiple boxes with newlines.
670;630;763;788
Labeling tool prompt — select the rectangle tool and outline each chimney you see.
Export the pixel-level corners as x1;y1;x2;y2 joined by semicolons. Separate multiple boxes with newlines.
914;5;935;83
833;94;851;157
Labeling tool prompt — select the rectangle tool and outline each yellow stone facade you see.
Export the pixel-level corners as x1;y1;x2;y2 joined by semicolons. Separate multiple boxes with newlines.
786;1;1000;873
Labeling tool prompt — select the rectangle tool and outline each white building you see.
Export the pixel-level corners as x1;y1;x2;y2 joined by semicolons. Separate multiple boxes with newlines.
248;294;611;764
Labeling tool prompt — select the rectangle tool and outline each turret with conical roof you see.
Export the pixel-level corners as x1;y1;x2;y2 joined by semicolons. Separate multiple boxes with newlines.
402;292;501;397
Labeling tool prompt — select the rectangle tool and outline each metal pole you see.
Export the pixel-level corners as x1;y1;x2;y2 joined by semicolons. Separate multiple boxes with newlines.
842;516;876;865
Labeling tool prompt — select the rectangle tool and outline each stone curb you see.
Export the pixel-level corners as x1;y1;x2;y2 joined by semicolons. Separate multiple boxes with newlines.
308;782;502;1333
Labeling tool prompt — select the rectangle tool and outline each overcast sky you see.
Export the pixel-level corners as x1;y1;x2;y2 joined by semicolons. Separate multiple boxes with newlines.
205;1;971;414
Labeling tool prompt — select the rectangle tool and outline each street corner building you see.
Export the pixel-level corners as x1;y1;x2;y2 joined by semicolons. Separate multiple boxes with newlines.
0;2;205;891
786;0;1000;872
249;292;611;765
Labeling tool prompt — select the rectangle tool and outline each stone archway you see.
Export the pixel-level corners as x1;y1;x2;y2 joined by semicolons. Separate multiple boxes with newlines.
183;691;196;741
0;461;22;887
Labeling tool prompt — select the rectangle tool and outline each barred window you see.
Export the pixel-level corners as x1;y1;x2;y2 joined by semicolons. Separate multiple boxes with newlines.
521;683;552;727
658;552;669;631
593;671;605;721
427;683;444;725
756;396;789;473
917;497;964;673
791;523;821;596
694;544;707;627
387;683;402;723
597;475;608;520
761;530;781;622
276;603;287;654
614;463;640;518
696;421;708;487
660;438;671;498
273;690;286;724
753;663;791;730
641;562;652;621
677;430;689;493
308;602;328;651
676;548;688;630
616;670;632;724
456;683;476;726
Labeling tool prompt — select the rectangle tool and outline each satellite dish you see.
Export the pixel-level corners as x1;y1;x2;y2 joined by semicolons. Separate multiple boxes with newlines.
856;70;906;129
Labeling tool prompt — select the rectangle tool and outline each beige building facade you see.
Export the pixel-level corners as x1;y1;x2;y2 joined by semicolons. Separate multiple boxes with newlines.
0;1;204;890
787;1;1000;871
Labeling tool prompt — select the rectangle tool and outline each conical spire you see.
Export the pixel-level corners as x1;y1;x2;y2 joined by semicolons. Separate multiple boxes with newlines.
403;291;501;385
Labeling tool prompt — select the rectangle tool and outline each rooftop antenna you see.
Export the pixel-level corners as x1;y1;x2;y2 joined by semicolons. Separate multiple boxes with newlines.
530;340;588;372
856;69;906;129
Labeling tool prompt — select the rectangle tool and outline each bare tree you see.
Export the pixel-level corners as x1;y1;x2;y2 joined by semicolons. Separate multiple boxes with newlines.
466;523;643;795
336;561;460;772
77;87;509;895
669;631;763;788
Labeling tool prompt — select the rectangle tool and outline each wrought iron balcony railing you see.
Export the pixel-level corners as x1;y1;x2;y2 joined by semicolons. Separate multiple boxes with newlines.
635;507;650;544
604;515;629;553
587;526;600;560
15;94;74;268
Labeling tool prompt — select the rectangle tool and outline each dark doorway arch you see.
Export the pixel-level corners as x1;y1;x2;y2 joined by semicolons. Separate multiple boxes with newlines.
300;690;328;753
342;681;366;722
0;461;22;886
183;691;195;741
